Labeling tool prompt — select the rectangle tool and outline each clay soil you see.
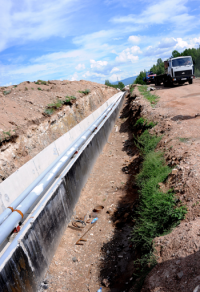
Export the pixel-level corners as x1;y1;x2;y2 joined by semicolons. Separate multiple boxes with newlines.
43;78;200;292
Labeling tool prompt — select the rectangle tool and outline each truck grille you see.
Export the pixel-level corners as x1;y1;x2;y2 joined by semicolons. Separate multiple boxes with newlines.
175;70;192;77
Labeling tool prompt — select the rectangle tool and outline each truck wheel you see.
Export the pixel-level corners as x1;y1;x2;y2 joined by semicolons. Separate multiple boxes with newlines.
189;79;193;84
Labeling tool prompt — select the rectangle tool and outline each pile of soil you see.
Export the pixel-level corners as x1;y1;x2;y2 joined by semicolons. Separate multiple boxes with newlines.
0;80;117;182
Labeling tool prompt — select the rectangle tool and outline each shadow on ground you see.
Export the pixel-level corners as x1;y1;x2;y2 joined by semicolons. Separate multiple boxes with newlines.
98;94;143;292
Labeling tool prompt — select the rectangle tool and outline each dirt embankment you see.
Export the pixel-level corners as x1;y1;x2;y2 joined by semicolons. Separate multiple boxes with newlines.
0;80;117;182
132;79;200;292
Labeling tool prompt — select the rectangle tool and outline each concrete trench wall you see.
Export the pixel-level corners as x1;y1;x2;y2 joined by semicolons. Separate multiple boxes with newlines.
0;93;124;292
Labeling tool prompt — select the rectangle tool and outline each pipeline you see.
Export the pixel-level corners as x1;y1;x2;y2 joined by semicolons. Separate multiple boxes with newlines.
0;92;124;292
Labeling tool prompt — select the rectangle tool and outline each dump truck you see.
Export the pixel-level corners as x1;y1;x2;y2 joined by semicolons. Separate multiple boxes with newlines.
154;56;194;87
143;71;157;84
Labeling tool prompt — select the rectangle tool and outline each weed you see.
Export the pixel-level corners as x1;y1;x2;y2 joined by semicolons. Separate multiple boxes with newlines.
25;87;28;91
131;118;187;287
138;85;159;106
130;87;135;94
178;137;189;143
35;80;47;85
63;96;76;105
3;90;11;95
44;108;55;115
134;130;162;155
3;130;11;137
135;117;156;129
78;89;90;95
37;87;42;90
13;85;17;88
31;88;34;90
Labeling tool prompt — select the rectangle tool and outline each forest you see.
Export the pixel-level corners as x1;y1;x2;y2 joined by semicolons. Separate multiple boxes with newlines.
135;46;200;84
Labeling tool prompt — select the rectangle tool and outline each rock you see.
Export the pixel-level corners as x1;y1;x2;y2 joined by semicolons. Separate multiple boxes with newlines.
72;257;78;262
102;278;110;287
176;260;181;265
177;271;183;279
193;285;200;292
172;169;178;175
41;283;48;290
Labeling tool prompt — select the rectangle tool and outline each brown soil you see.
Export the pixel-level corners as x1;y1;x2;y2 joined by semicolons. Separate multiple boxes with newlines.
41;95;139;292
0;80;117;182
42;78;200;292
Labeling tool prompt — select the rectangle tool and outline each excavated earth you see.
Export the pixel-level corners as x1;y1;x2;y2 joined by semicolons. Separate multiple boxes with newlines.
1;78;200;292
0;80;117;182
40;78;200;292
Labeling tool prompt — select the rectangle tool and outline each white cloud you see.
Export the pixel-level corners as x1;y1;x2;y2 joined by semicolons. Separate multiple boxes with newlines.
116;46;141;63
109;74;121;82
110;67;121;73
90;59;108;69
71;72;78;81
158;38;177;48
128;36;140;43
83;71;106;78
0;0;82;53
75;63;85;70
110;0;198;31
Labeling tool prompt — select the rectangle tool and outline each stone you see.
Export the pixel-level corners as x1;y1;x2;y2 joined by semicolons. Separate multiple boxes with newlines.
72;257;78;262
172;169;178;175
176;260;181;265
102;278;110;287
193;285;200;292
177;271;183;279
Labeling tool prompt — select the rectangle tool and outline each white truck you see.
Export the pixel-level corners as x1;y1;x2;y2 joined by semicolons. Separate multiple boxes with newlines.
154;56;194;87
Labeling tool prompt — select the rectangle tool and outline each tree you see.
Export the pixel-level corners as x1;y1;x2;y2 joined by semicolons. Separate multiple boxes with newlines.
134;71;146;85
171;50;181;58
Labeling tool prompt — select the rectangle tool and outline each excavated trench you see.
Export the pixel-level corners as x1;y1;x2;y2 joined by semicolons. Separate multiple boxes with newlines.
41;93;147;292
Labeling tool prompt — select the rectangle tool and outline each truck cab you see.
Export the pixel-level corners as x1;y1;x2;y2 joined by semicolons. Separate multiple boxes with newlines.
143;71;157;84
165;56;194;85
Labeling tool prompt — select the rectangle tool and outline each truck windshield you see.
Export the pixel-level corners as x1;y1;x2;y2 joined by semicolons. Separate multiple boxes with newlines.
172;58;192;67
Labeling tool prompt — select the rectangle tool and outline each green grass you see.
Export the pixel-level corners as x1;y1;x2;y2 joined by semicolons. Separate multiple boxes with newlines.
134;117;156;129
63;96;76;104
134;130;162;155
78;89;90;95
37;87;42;90
3;90;11;95
178;137;189;143
138;85;159;106
130;86;135;94
13;85;17;88
35;80;47;85
3;130;11;137
25;87;28;91
131;119;187;288
44;108;55;115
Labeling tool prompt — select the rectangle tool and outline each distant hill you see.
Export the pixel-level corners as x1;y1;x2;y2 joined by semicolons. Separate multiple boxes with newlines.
111;76;137;86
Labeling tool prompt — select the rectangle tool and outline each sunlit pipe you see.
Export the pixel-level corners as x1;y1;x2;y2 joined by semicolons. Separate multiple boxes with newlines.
0;93;123;247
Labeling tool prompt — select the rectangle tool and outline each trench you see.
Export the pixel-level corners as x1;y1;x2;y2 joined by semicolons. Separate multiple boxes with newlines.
42;93;143;292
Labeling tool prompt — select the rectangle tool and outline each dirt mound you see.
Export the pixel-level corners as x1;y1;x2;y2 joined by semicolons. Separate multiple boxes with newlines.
132;79;200;292
0;79;117;182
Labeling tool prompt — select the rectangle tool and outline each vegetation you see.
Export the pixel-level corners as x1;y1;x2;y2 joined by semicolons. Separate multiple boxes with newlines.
78;89;90;95
178;137;190;143
44;96;76;115
3;90;11;95
134;117;156;130
37;87;42;90
132;120;187;289
35;80;48;85
138;85;159;106
105;80;125;90
13;85;17;88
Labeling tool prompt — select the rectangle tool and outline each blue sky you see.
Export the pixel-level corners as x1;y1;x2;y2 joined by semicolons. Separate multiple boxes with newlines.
0;0;200;85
